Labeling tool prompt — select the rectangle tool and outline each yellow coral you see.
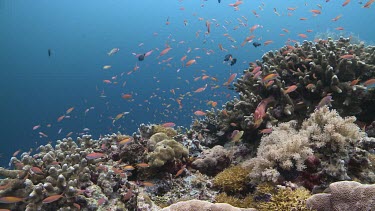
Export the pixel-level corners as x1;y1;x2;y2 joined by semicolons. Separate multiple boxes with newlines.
213;165;251;193
153;125;177;137
255;186;311;211
215;192;254;208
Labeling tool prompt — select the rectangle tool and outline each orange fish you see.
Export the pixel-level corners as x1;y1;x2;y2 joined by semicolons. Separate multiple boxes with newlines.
42;194;64;204
264;40;273;46
86;152;106;160
340;54;355;59
342;0;351;6
201;75;210;80
331;14;342;21
299;17;308;20
186;59;196;67
66;107;74;114
136;163;150;168
119;137;132;145
310;9;321;14
298;33;308;38
211;101;218;107
335;27;344;31
283;85;298;94
194;84;208;93
0;196;24;203
363;0;375;8
180;55;187;62
194;110;206;116
57;115;65;122
262;73;279;82
121;94;132;99
162;122;176;127
223;73;237;86
159;47;172;57
175;165;186;177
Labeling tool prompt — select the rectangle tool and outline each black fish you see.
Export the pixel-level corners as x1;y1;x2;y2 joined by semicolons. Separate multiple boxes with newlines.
230;58;237;66
253;42;261;48
138;54;145;61
224;54;232;61
48;49;52;57
218;0;221;3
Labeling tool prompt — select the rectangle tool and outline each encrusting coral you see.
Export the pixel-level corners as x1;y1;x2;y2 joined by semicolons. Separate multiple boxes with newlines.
160;199;257;211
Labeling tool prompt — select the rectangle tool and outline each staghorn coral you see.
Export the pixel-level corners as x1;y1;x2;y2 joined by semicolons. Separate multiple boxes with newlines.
213;165;252;193
306;181;375;211
160;199;257;211
243;106;371;189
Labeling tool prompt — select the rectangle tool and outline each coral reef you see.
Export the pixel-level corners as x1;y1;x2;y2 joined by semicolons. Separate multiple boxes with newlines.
255;185;311;211
213;165;252;193
160;199;257;211
147;138;189;167
243;107;373;191
192;37;375;148
191;145;232;176
306;181;375;211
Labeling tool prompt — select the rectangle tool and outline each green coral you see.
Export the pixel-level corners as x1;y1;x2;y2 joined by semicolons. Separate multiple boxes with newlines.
213;165;251;193
255;186;311;211
147;139;188;167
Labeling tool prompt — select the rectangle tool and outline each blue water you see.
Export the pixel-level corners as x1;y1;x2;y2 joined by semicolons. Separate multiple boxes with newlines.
0;0;374;166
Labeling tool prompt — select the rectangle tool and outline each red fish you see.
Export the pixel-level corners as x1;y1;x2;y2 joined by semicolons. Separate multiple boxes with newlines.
253;96;274;128
364;78;375;87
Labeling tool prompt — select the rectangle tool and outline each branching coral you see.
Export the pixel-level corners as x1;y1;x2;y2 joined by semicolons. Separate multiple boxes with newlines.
192;37;374;147
213;165;252;193
243;106;371;189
